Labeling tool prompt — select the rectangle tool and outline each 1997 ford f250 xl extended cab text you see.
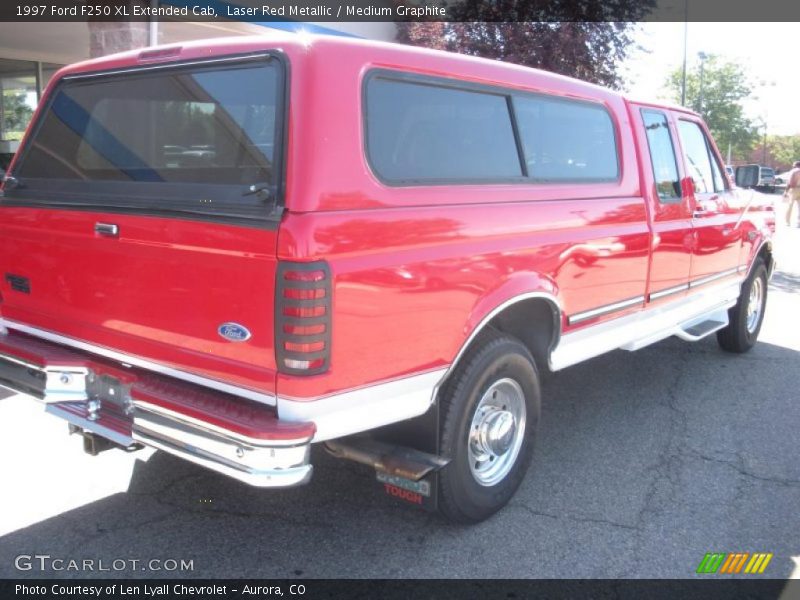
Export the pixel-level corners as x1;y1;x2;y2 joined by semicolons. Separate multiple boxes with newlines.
0;35;775;522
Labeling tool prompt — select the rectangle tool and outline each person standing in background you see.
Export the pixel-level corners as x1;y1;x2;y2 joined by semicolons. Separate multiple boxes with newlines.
785;161;800;227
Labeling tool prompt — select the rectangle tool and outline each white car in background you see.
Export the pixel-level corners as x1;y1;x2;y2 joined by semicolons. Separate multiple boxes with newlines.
774;171;792;193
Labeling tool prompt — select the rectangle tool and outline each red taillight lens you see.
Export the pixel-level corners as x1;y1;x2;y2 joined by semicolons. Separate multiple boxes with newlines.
276;261;331;375
282;305;326;318
283;288;326;300
284;341;325;353
284;269;326;282
283;323;326;336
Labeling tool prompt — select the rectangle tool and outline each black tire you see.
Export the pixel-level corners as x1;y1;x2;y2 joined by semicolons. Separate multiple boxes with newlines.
437;330;540;523
717;260;768;353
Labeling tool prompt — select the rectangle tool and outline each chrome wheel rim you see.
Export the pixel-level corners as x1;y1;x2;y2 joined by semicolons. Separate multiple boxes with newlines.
468;378;526;487
746;276;764;334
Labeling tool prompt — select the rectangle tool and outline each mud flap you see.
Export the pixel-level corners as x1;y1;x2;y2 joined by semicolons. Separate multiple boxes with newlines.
374;398;443;512
325;400;446;512
377;471;439;512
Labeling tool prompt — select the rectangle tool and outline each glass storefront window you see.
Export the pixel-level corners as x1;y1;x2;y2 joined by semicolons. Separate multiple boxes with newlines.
0;59;64;172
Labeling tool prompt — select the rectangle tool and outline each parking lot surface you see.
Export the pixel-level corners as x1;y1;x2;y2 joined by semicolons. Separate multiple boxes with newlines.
1;227;798;580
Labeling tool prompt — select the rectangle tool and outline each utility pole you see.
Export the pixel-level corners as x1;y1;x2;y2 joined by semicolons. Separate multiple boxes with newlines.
680;1;688;106
697;51;708;114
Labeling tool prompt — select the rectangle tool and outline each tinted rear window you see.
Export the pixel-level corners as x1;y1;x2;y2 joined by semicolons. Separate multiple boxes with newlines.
514;96;618;182
365;77;523;183
364;72;619;186
9;56;284;222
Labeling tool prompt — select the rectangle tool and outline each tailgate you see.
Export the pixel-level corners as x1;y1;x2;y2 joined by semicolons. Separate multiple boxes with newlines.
0;53;287;401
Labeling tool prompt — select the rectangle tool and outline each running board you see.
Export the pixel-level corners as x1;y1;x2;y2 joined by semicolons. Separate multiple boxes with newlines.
675;313;729;342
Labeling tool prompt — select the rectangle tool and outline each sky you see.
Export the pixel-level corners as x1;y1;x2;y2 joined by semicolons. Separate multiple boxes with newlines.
621;22;797;136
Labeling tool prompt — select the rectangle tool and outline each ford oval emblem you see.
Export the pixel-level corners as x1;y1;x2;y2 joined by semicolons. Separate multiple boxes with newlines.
218;322;251;342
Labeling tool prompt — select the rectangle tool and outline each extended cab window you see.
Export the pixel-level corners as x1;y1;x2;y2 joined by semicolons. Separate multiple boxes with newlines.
641;110;681;202
365;76;523;183
677;120;726;194
8;56;284;222
513;95;618;182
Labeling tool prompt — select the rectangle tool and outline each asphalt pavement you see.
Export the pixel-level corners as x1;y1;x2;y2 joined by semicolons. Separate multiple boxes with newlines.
1;226;798;580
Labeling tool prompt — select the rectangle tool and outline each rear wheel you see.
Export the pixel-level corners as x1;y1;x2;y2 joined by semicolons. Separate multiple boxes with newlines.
437;330;540;523
717;260;768;353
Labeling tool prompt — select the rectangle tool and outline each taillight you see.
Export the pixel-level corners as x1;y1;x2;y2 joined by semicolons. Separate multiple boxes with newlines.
276;261;332;375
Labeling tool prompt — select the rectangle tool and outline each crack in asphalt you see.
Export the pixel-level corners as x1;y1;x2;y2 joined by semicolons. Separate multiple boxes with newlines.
509;502;642;532
684;448;800;488
620;348;692;577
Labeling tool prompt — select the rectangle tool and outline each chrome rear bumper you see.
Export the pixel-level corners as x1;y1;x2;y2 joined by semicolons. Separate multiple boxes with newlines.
0;330;314;488
132;400;312;487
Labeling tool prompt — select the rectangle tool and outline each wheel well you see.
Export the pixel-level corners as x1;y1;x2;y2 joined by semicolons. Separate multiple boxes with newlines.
435;296;559;404
486;298;559;371
757;242;775;277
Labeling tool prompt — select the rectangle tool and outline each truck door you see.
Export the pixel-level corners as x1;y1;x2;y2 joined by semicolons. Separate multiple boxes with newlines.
636;107;693;303
675;118;743;287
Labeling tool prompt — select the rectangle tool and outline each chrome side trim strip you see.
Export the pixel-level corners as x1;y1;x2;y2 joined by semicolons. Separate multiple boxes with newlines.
648;283;689;301
567;295;645;325
0;319;277;406
648;267;743;303
277;368;448;442
550;278;742;371
688;268;739;289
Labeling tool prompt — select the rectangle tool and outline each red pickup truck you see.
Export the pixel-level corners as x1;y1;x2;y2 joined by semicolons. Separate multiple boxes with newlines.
0;35;775;523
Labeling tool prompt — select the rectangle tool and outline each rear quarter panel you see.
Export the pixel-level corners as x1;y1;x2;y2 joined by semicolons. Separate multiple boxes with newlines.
278;39;650;400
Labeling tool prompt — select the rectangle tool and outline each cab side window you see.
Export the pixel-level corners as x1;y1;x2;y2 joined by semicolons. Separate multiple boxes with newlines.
677;120;727;194
641;109;681;203
708;148;725;191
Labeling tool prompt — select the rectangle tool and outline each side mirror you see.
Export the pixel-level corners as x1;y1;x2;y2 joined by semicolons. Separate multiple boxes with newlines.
735;165;759;188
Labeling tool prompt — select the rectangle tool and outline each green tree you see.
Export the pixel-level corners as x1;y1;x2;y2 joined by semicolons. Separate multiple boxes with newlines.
398;1;655;89
1;91;34;138
767;134;800;171
665;56;758;162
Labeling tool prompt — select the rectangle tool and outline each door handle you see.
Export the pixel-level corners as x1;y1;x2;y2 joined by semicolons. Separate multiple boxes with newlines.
94;222;119;237
693;196;719;218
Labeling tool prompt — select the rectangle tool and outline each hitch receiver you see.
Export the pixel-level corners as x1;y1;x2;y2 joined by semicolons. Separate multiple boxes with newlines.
69;424;141;456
